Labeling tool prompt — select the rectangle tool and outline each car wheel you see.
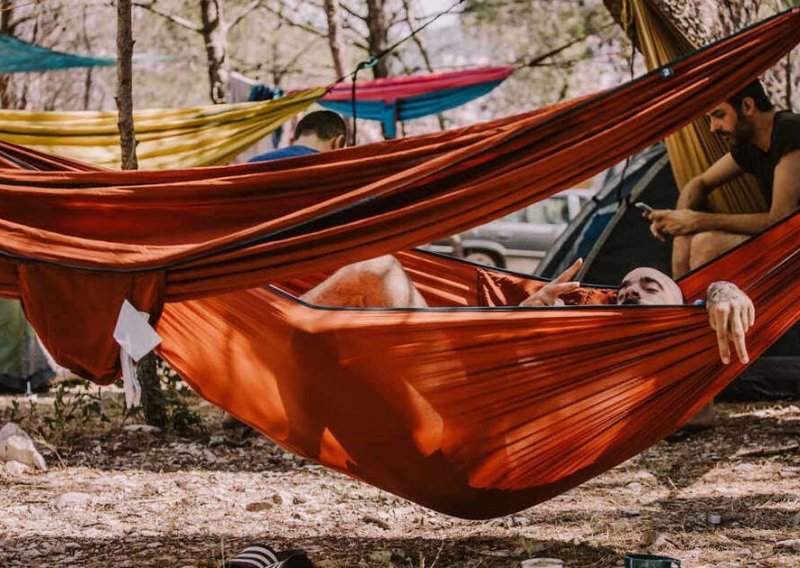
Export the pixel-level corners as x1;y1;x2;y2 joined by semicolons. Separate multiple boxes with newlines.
464;250;504;267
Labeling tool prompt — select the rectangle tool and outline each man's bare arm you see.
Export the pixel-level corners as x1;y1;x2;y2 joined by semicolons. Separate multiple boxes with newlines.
649;154;745;240
677;154;743;209
768;149;800;225
706;281;755;365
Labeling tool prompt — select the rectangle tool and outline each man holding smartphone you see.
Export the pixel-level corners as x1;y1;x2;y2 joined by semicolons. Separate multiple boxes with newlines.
645;80;800;278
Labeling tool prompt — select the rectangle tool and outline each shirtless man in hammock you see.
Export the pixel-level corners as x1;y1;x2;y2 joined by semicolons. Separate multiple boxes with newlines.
301;256;755;366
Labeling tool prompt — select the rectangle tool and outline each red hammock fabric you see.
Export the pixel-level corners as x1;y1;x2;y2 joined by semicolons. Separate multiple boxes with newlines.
0;9;797;382
158;210;800;518
321;66;515;103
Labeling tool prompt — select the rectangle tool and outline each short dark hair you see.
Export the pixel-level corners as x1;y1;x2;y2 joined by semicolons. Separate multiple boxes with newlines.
293;110;347;140
728;80;774;112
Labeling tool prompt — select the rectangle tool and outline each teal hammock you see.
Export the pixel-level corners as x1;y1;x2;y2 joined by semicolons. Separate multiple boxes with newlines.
0;34;169;74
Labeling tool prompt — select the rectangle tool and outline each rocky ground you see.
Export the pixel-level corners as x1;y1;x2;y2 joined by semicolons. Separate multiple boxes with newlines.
0;383;798;568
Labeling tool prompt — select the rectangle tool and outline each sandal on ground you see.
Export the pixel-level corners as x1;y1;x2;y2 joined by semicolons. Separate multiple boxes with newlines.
224;543;279;568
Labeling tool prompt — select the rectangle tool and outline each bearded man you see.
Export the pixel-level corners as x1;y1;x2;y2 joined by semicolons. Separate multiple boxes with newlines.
646;80;800;278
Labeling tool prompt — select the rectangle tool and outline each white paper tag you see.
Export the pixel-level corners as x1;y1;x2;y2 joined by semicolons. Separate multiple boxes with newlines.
113;300;161;362
120;351;141;408
113;300;161;408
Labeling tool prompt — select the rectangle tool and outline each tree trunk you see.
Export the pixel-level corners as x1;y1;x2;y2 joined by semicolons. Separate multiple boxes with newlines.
365;0;390;79
138;353;166;428
116;0;138;170
118;0;164;425
0;0;15;109
82;7;93;110
323;0;346;78
200;0;229;103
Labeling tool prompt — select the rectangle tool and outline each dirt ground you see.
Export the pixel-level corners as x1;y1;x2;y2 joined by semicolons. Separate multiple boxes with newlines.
0;383;798;568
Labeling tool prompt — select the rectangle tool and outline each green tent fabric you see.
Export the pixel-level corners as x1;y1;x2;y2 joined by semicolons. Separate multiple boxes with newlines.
0;34;168;74
0;299;54;392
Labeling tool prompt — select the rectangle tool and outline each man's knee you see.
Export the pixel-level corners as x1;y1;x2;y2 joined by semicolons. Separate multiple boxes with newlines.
689;231;746;269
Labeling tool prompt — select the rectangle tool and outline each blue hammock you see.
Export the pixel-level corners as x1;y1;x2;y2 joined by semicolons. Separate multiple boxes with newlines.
0;34;169;74
319;66;514;138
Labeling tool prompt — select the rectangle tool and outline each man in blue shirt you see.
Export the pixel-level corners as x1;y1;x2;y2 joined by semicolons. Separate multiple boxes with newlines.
248;110;347;163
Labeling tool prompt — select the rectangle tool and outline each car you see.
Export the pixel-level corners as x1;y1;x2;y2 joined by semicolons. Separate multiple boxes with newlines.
426;189;593;269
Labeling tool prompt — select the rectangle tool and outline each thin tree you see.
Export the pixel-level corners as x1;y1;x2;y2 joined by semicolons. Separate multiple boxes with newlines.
323;0;347;78
118;0;166;426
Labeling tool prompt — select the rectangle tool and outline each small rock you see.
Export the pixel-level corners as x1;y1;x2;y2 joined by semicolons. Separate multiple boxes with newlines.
779;469;798;478
774;539;800;550
521;559;564;568
6;460;31;476
245;501;273;512
202;449;218;463
362;513;391;530
271;491;292;505
55;492;92;510
293;495;308;504
617;507;640;517
0;434;47;471
0;422;29;442
626;482;643;493
734;463;757;472
122;424;161;433
708;513;721;525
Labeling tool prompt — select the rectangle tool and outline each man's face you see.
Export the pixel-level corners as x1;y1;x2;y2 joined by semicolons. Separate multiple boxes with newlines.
707;101;754;147
616;268;684;305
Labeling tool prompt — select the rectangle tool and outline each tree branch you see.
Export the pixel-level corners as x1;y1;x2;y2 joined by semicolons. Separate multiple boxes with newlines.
338;1;367;22
258;4;327;38
229;0;263;31
132;1;203;32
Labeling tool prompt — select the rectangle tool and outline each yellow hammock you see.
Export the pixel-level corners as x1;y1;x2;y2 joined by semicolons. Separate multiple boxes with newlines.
0;88;325;169
624;0;768;213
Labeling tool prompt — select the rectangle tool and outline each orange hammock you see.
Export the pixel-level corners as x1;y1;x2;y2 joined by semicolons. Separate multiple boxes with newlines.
158;219;800;519
0;11;798;519
5;131;799;518
1;9;797;383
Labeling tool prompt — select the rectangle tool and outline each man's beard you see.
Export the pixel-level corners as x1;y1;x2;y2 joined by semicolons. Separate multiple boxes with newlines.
719;113;755;147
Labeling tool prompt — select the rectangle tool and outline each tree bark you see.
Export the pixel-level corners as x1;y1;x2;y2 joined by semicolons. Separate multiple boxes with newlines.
323;0;347;78
0;0;15;109
365;0;390;79
116;0;138;170
200;0;230;103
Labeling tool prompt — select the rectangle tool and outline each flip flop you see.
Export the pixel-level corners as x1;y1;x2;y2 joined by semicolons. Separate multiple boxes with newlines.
225;544;279;568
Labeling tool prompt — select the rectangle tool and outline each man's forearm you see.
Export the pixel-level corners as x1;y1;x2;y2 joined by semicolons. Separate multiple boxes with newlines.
677;177;708;210
691;211;770;235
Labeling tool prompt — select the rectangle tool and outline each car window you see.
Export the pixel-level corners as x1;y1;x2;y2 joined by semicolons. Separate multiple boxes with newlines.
525;197;569;224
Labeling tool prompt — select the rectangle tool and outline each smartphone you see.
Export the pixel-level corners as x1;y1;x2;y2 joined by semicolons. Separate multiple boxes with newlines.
634;201;655;213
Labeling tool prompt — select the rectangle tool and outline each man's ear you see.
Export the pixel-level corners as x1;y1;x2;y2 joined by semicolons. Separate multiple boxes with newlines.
741;96;756;117
332;134;346;150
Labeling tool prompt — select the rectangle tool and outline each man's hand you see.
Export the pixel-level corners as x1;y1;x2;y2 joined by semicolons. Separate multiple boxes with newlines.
706;281;755;365
519;258;582;307
646;209;701;239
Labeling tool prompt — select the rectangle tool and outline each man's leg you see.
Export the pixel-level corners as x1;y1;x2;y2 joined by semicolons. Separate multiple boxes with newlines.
672;236;692;278
300;255;428;308
688;231;749;271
